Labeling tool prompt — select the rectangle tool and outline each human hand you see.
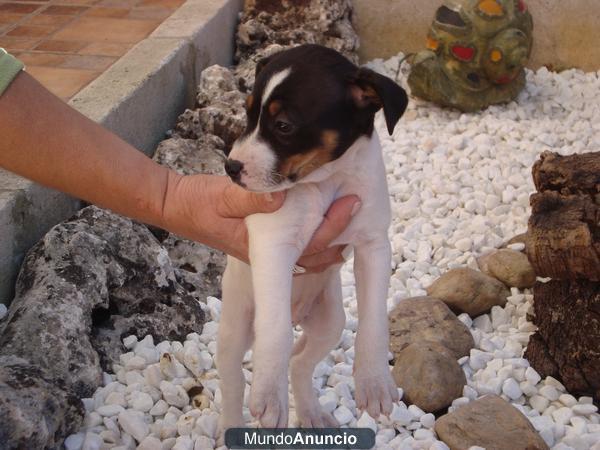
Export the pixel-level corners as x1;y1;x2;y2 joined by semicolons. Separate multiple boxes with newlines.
161;173;359;272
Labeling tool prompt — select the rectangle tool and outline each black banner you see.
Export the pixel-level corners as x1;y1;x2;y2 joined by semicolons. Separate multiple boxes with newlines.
224;428;376;449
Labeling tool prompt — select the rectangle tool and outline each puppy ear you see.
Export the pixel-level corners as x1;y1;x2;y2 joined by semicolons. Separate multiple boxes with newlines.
349;67;408;135
255;55;274;78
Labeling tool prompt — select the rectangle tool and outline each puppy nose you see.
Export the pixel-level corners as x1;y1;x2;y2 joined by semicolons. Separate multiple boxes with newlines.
224;159;244;180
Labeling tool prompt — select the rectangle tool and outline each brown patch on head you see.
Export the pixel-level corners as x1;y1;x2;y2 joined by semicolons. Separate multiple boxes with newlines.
321;130;339;151
245;94;254;109
278;130;339;180
268;100;282;116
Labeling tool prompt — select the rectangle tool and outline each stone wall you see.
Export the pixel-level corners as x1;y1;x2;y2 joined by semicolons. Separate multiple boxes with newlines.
352;0;600;71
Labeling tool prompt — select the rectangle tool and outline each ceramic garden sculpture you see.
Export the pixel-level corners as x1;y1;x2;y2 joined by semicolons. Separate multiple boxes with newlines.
408;0;533;112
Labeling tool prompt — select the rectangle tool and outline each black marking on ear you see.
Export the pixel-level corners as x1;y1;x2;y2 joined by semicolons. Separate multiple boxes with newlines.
255;55;275;79
349;67;408;135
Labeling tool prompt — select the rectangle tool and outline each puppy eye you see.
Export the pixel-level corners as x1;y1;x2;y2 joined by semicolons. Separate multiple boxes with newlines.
274;120;294;135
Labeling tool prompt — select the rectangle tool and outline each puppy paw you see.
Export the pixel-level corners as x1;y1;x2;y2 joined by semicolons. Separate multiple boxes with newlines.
354;366;399;418
250;377;289;428
295;401;339;428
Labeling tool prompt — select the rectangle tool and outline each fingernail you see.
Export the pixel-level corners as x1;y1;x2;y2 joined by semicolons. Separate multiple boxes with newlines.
350;201;362;217
264;192;274;202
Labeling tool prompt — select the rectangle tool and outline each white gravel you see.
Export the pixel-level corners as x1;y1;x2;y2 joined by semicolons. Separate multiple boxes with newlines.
67;57;600;450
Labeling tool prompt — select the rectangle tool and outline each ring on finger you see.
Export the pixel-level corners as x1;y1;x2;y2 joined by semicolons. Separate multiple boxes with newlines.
293;264;306;274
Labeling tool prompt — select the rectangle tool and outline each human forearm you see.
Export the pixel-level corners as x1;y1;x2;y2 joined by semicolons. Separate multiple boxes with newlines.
0;71;172;228
0;70;359;272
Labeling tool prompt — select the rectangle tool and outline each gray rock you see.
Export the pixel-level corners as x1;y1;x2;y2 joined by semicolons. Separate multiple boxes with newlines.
435;395;550;450
234;44;290;91
174;66;246;150
389;296;474;359
236;0;359;68
0;357;85;449
392;342;466;413
477;249;537;289
153;136;226;176
0;207;205;448
196;65;239;107
426;268;510;316
162;234;225;300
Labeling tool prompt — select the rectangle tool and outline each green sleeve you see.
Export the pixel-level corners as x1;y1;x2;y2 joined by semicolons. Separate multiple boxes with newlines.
0;48;24;97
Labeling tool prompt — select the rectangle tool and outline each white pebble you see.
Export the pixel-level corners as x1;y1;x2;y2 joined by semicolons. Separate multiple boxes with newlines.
529;395;550;413
160;381;189;408
64;433;85;450
420;413;435;428
573;404;598;415
118;409;149;443
525;367;541;385
81;432;103;450
539;385;559;401
130;391;154;412
137;436;162;450
502;378;522;400
552;407;574;425
333;406;354;425
357;412;377;432
389;404;413;426
96;404;124;417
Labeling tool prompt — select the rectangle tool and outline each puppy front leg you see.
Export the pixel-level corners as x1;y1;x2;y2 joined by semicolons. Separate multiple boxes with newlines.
353;237;398;418
247;226;300;428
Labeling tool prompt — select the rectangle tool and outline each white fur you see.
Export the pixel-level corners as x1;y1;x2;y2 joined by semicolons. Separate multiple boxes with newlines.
228;68;292;191
217;131;398;432
261;68;291;107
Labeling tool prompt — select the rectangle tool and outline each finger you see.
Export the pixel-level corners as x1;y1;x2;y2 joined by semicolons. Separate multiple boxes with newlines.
218;181;286;218
296;245;345;273
304;195;361;255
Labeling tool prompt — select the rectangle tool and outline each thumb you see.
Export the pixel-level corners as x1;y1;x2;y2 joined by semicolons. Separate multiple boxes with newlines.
218;182;286;218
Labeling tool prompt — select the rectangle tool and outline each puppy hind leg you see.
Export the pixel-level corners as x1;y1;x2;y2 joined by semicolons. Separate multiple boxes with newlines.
290;277;345;428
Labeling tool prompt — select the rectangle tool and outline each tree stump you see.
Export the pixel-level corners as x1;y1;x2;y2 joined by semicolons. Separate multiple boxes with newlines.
524;280;600;400
524;151;600;403
526;151;600;281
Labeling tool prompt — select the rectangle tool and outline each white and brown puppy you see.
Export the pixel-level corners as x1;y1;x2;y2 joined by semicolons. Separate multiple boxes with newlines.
217;44;408;432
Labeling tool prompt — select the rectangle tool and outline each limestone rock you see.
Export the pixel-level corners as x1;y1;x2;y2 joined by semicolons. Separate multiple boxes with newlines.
0;206;206;448
153;136;226;176
235;0;359;90
477;249;536;289
174;65;246;150
389;297;474;359
162;235;225;301
237;0;359;65
426;268;510;316
0;359;85;449
435;395;549;450
196;65;239;107
392;342;466;413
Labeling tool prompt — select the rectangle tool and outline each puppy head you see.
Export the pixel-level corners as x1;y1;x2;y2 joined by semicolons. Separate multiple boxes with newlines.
225;44;408;192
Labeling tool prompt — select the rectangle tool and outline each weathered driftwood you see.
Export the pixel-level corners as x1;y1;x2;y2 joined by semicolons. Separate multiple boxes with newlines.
532;150;600;195
526;151;600;281
524;279;600;401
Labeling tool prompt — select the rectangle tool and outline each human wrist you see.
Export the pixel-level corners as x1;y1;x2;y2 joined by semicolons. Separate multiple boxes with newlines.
156;169;188;234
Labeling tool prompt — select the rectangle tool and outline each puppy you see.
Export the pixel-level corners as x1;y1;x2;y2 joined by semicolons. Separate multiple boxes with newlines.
217;44;408;431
